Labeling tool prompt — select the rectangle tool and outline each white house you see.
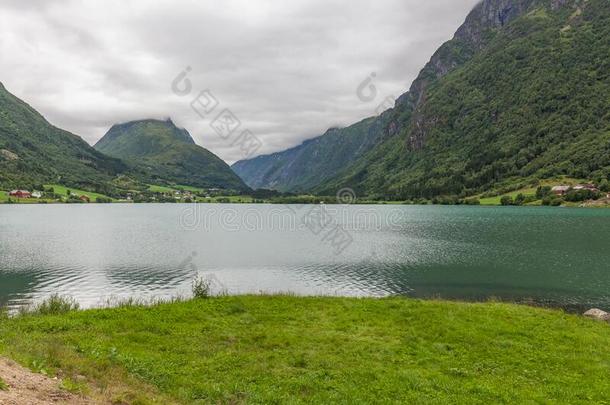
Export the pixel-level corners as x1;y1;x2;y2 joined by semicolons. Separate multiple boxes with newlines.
551;186;570;196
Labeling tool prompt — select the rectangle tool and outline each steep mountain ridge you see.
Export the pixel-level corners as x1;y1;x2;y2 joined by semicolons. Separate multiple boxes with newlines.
316;0;609;198
234;0;609;199
392;0;571;148
95;119;249;191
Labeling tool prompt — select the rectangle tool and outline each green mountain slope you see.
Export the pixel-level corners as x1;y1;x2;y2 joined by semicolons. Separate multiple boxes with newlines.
95;119;249;191
316;0;610;198
0;82;127;190
233;0;609;199
232;116;390;192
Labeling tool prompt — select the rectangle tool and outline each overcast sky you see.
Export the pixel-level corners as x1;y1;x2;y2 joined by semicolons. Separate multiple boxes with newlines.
0;0;479;163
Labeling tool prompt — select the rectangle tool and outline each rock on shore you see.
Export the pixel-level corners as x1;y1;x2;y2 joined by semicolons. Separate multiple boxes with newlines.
584;308;610;322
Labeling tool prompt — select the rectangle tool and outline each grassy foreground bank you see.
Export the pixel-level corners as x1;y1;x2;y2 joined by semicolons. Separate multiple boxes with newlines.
0;296;609;404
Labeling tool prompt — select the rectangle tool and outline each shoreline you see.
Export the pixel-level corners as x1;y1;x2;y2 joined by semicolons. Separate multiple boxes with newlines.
3;292;608;317
1;200;609;208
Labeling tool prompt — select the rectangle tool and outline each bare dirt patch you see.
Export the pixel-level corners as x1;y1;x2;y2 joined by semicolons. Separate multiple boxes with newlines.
0;357;95;404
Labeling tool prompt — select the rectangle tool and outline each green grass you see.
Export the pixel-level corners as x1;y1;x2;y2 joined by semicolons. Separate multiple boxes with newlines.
204;195;255;203
175;185;204;193
45;184;115;202
147;184;177;193
477;177;592;206
478;187;538;205
0;191;7;202
0;296;608;404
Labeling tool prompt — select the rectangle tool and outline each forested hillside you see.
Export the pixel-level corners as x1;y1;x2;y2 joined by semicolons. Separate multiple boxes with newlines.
0;82;126;191
317;0;610;199
234;0;609;200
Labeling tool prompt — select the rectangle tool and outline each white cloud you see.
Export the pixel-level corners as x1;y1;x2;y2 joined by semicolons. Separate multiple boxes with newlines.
0;0;479;163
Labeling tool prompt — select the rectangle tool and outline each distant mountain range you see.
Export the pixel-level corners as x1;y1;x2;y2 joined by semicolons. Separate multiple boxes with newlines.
232;116;389;192
233;0;610;199
0;83;247;193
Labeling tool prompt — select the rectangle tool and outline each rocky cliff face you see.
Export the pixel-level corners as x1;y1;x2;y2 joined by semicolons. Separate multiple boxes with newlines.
399;0;566;105
455;0;572;45
394;0;572;151
456;0;538;45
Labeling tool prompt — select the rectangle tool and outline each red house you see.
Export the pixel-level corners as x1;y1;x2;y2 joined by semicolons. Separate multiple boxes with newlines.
9;190;31;198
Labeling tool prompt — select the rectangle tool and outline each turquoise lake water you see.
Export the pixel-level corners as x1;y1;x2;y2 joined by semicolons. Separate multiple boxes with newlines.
1;204;608;310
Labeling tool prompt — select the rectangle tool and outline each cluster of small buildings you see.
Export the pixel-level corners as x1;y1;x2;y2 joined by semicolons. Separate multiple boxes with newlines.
8;189;90;202
551;184;599;196
9;190;41;199
171;190;206;200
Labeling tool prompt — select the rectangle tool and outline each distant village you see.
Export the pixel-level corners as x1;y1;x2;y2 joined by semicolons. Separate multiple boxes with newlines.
550;183;600;196
540;183;610;207
3;182;610;206
4;187;238;204
7;189;99;203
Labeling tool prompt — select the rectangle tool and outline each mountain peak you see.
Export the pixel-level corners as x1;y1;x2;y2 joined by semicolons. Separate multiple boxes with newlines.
394;0;571;114
94;117;248;191
104;118;195;146
455;0;569;45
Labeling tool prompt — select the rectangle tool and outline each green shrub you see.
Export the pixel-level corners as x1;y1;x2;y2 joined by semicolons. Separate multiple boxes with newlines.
536;186;552;199
513;194;526;206
192;276;211;299
21;294;80;316
542;196;563;206
564;189;601;202
66;197;84;204
500;195;513;206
